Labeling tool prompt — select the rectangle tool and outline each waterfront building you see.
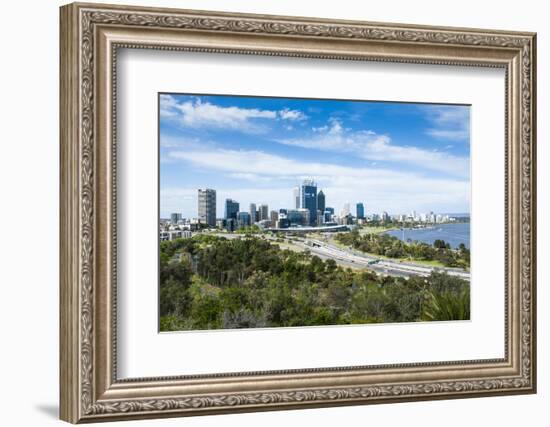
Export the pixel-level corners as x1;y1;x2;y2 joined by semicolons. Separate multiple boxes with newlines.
293;186;300;209
301;179;317;225
170;213;182;225
382;211;390;221
317;190;326;213
224;198;239;220
324;207;335;223
287;208;310;226
249;203;257;224
356;203;365;219
198;188;216;227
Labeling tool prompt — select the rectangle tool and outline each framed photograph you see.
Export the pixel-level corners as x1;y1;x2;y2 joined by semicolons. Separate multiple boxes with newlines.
60;2;537;423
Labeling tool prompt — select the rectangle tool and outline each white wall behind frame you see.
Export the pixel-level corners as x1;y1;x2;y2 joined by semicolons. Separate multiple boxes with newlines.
0;1;546;427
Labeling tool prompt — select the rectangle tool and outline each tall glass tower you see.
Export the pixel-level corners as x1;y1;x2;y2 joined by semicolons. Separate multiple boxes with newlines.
301;179;317;225
356;202;365;219
224;199;239;220
317;190;326;213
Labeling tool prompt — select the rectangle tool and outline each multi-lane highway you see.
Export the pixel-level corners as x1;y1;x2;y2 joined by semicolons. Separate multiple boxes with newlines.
204;232;470;281
294;237;470;280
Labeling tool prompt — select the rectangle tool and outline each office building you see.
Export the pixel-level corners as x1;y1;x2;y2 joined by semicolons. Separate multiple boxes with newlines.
317;190;326;213
356;203;365;219
236;211;251;228
324;207;335;223
293;186;300;209
301;179;317;225
258;204;269;221
170;213;182;225
198;188;216;227
287;208;310;226
316;210;324;225
270;210;279;226
224;198;239;220
249;203;257;224
224;218;236;232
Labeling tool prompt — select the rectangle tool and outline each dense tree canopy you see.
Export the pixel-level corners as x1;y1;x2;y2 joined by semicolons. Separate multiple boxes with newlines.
160;235;470;331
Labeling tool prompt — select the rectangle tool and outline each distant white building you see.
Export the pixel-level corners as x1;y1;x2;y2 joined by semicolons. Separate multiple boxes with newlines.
160;230;192;241
341;203;350;217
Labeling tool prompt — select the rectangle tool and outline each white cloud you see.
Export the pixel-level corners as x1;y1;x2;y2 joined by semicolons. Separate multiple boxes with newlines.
160;94;277;133
423;105;470;141
426;129;469;141
278;108;307;121
276;119;469;178
160;94;308;134
159;135;200;148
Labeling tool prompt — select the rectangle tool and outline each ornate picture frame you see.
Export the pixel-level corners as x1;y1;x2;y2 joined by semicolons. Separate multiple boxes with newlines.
60;2;536;423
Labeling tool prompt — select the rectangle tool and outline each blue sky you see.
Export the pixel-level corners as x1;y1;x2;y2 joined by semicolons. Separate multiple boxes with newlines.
159;93;470;219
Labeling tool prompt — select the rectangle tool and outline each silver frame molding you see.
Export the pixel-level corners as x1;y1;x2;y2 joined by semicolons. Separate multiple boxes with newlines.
60;2;537;423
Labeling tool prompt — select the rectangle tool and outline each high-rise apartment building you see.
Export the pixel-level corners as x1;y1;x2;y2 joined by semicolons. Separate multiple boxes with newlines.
224;198;239;220
301;179;317;225
198;188;216;227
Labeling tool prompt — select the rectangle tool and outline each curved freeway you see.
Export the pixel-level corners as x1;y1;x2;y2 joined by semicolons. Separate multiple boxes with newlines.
202;231;470;281
299;238;470;281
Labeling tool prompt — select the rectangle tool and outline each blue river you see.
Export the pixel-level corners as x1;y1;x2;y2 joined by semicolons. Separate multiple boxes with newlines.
384;222;470;249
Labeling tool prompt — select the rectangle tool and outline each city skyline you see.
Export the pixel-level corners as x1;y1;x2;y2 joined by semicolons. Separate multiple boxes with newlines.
160;93;470;218
164;181;466;222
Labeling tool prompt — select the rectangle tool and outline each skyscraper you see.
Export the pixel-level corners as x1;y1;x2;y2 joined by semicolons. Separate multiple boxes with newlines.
224;198;239;220
170;213;182;225
249;203;257;224
317;190;326;214
292;186;300;209
356;202;365;219
198;188;216;227
258;204;269;221
301;179;317;225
